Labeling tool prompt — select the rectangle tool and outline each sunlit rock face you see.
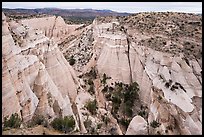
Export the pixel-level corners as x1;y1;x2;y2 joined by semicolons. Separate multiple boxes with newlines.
2;12;79;127
21;16;82;43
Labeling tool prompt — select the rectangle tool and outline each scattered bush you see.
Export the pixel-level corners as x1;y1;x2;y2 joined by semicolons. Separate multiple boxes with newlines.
110;127;118;135
96;123;102;129
138;110;146;118
101;73;111;85
158;95;162;100
123;100;134;117
27;114;48;127
105;81;140;119
88;85;95;95
69;58;76;66
102;115;110;125
102;85;108;93
119;117;131;130
84;117;98;134
84;118;92;129
112;93;122;104
165;82;170;88
3;113;22;129
88;78;94;85
85;99;98;115
150;120;160;128
85;67;97;79
51;115;75;133
166;125;173;131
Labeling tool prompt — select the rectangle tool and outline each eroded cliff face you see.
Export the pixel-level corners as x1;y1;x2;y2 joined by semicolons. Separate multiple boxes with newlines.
90;13;202;135
2;12;80;130
2;12;202;135
21;16;83;44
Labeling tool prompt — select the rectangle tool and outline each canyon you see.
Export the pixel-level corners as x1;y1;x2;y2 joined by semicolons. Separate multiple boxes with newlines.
2;11;202;135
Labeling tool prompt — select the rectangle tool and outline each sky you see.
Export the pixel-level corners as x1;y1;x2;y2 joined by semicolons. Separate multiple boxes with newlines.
2;2;202;14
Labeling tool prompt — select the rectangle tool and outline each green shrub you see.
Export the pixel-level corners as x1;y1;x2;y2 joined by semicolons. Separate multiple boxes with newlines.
111;93;122;104
158;95;162;100
84;118;92;129
105;81;140;119
123;102;133;117
166;125;173;131
27;114;48;127
112;103;120;114
119;117;131;130
51;115;75;133
102;115;110;125
89;67;97;79
101;73;107;85
124;82;139;103
3;113;22;129
88;85;95;95
51;117;63;131
88;78;94;85
69;58;76;66
97;123;102;129
138;110;146;118
150;120;160;128
62;116;75;132
101;73;111;85
102;85;108;93
85;99;98;115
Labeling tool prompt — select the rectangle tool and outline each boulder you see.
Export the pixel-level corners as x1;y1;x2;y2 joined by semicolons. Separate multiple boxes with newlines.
126;115;148;135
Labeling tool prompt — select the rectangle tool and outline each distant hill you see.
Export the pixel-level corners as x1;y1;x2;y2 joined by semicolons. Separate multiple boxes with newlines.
2;8;130;24
2;8;130;17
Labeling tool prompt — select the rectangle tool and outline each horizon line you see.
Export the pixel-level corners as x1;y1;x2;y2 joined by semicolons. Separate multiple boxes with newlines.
2;7;202;14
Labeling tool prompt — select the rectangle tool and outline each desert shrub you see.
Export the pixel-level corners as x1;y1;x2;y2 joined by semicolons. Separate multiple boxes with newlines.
166;125;173;131
102;85;108;93
27;114;48;127
85;99;98;115
106;81;140;119
111;93;122;104
85;67;97;79
62;116;75;132
84;118;98;134
3;113;22;129
96;123;102;129
150;120;160;128
84;118;92;129
89;67;97;79
51;117;63;131
119;117;131;130
138;110;146;118
112;103;120;114
69;58;76;66
101;73;111;85
101;73;107;85
109;127;118;135
51;115;75;133
158;95;162;100
102;115;110;125
88;78;94;85
88;85;95;95
165;82;170;88
124;101;133;117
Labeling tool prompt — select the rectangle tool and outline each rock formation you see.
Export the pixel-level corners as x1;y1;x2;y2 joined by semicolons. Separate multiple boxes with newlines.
21;16;83;43
2;11;202;135
2;12;80;130
126;115;148;135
